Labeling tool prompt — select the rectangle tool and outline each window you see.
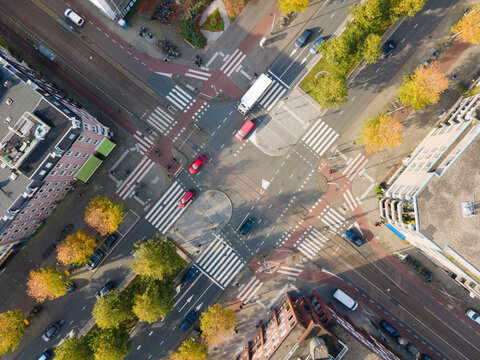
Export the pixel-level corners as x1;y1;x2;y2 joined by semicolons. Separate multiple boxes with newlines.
40;207;46;211
30;209;37;213
74;152;81;157
68;133;75;140
39;189;45;193
26;204;33;208
36;202;43;206
52;194;58;198
46;201;52;205
56;163;63;168
69;171;76;176
54;182;60;186
84;123;90;130
50;171;56;176
65;164;71;169
78;136;84;142
93;139;99;145
86;138;92;143
39;170;46;176
48;189;54;192
45;182;51;186
59;171;66;176
73;164;79;169
56;188;62;192
2;232;9;236
82;153;89;158
62;181;68;186
33;196;39;200
42;195;49;199
49;206;55;209
66;151;72;156
7;225;15;229
45;162;53;169
13;229;19;233
26;215;32;219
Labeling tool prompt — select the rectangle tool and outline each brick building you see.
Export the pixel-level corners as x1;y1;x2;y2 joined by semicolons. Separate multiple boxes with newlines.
379;92;480;298
0;46;114;265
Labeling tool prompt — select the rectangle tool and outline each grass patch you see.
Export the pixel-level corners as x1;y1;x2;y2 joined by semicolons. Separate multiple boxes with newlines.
465;85;480;98
299;58;339;94
201;8;224;32
179;0;209;48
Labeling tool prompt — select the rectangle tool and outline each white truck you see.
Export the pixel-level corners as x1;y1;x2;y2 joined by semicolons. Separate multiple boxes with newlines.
237;74;273;115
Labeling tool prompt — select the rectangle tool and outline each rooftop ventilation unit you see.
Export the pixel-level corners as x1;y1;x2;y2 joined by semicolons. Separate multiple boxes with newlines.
462;201;474;218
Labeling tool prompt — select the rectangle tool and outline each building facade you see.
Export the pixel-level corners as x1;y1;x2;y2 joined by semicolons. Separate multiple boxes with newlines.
380;92;480;298
0;46;114;265
88;0;139;21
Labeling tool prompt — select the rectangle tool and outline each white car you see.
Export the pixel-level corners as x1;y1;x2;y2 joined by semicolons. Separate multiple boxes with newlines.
466;309;480;325
64;8;85;26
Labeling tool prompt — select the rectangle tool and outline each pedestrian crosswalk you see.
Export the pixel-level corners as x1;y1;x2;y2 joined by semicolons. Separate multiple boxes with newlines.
145;107;177;135
166;85;195;112
319;207;347;230
220;49;246;78
258;72;289;111
195;236;244;289
301;120;340;156
116;157;155;200
133;130;154;155
277;264;303;281
185;68;212;82
343;153;368;181
343;188;360;211
145;181;188;234
294;228;329;260
237;276;263;303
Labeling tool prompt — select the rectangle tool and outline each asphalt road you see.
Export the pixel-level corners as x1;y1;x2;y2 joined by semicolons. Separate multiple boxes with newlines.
5;0;480;359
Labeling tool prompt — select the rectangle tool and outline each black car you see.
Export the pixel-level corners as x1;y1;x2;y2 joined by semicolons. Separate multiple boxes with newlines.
86;250;104;270
239;218;255;235
37;350;53;360
345;229;363;247
42;322;61;341
103;234;118;250
95;281;115;299
382;39;397;59
380;320;399;337
181;266;199;287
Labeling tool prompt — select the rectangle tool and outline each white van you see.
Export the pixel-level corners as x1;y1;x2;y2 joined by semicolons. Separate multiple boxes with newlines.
64;8;85;26
333;288;358;310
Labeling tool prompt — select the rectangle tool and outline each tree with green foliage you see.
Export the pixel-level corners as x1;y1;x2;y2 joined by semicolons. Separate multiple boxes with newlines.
92;290;134;329
131;236;186;281
91;327;130;360
358;113;403;153
309;72;348;109
349;0;389;32
278;0;310;14
133;280;175;323
27;266;73;302
55;336;93;360
398;60;448;110
200;304;237;346
362;33;382;64
0;309;26;355
84;195;123;236
390;0;427;19
169;339;208;360
319;36;351;72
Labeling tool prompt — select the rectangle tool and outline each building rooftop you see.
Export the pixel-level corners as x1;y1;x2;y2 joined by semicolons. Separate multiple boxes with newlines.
0;65;71;216
417;128;480;270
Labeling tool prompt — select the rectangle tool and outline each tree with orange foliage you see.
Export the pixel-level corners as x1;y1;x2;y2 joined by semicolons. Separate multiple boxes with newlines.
169;339;208;360
398;61;448;110
200;304;236;346
57;231;97;266
223;0;247;19
0;309;26;355
84;195;123;236
27;267;72;302
451;7;480;44
358;113;403;153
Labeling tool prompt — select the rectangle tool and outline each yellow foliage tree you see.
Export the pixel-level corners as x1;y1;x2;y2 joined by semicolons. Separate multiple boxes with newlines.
27;267;72;302
278;0;310;14
200;304;236;346
169;339;208;360
398;61;448;110
57;231;97;266
358;113;402;153
84;195;123;236
451;6;480;44
0;309;26;355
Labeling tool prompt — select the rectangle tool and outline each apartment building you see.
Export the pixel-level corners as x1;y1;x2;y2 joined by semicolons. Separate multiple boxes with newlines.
0;46;114;265
380;92;480;298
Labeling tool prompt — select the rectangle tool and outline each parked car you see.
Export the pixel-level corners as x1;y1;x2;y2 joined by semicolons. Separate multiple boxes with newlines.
86;250;104;270
189;155;206;174
178;190;194;208
380;320;399;338
382;39;397;59
66;282;76;292
295;29;312;47
64;8;85;26
55;224;74;245
310;37;326;54
345;229;363;247
42;322;61;341
407;344;419;356
466;309;480;325
182;266;199;287
37;350;53;360
239;217;255;235
103;234;118;250
180;310;198;332
95;281;115;299
235;119;255;141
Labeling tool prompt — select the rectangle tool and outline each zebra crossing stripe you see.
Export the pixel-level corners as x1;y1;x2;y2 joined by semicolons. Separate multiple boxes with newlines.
301;120;340;155
117;158;154;200
238;277;263;302
221;49;246;77
166;85;193;110
343;189;359;211
277;266;302;277
145;182;183;221
344;153;368;180
185;69;211;81
133;131;154;154
147;108;174;132
321;208;346;229
296;229;329;260
220;49;239;72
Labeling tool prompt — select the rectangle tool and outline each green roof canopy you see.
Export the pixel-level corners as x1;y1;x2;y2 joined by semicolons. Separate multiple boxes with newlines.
96;138;116;157
75;156;102;183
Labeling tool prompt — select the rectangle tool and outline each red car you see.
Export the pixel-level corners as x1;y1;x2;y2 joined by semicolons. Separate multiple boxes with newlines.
178;190;194;208
189;155;206;174
235;119;255;141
